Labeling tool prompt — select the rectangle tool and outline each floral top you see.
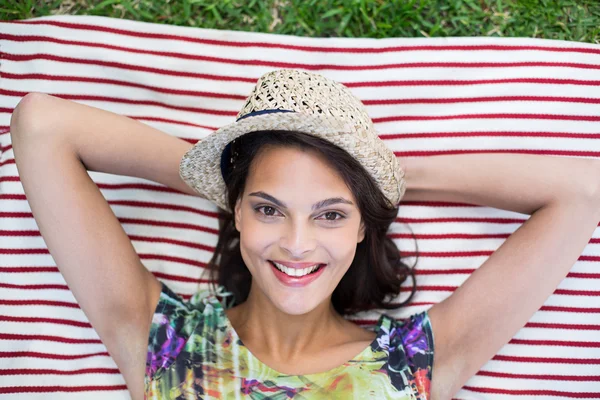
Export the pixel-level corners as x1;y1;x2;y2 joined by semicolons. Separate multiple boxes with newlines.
145;281;435;399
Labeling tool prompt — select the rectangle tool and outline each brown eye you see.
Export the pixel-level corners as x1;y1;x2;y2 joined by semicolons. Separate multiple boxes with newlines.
264;206;276;216
320;212;345;222
254;206;281;218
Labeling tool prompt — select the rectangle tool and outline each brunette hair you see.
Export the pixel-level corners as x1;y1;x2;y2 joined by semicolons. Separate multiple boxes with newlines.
205;130;418;316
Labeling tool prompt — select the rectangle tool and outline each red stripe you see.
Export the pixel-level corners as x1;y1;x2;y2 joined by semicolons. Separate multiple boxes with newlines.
2;53;257;82
539;305;600;313
381;131;600;140
364;96;600;105
0;266;58;272
0;89;237;117
1;72;246;100
415;269;600;279
396;286;600;296
396;149;600;158
120;218;218;233
0;367;118;375
374;113;600;123
9;20;600;56
463;386;600;397
0;249;207;268
0;315;91;328
351;316;600;327
509;338;600;347
0;282;69;290
0;213;221;233
131;116;215;129
0;299;79;308
525;322;600;330
555;289;600;296
0;231;214;252
351;300;600;313
0;385;127;395
477;370;600;381
152;271;211;284
0;333;100;344
99;183;178;193
346;78;600;88
101;199;219;218
401;250;495;257
138;253;206;268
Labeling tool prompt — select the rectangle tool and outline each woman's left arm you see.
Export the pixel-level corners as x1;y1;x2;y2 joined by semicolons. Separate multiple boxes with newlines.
397;154;600;399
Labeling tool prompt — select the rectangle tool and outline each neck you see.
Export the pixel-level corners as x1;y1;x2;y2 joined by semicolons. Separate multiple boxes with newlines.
228;284;345;363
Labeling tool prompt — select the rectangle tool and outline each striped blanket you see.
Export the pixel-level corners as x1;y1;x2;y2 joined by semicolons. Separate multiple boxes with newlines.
1;15;600;400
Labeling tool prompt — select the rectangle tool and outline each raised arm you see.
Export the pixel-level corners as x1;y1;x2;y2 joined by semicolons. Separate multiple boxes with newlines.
399;154;600;399
10;92;196;400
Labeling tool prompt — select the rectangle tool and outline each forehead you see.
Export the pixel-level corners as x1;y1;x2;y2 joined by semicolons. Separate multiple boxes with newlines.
244;146;354;200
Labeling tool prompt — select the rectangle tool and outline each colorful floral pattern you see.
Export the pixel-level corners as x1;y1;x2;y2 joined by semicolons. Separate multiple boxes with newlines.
146;282;435;399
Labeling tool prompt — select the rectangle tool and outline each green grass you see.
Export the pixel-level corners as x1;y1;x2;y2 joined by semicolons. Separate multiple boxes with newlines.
1;0;599;43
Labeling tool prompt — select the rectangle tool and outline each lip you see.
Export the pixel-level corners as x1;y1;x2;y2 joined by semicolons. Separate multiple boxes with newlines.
270;260;325;269
269;260;327;288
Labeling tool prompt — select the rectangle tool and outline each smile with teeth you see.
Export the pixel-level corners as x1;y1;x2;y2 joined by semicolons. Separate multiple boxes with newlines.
271;261;324;277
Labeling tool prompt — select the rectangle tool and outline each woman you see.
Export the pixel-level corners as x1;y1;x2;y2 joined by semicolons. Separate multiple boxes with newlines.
10;69;600;399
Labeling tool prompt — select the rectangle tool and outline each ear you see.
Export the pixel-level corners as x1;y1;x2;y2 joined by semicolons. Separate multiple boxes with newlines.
234;197;242;232
357;219;366;243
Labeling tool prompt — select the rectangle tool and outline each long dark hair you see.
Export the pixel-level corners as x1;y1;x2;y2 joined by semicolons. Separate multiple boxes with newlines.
205;130;418;316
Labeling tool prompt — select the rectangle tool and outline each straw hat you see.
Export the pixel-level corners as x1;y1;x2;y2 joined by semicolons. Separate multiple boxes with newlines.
179;69;406;213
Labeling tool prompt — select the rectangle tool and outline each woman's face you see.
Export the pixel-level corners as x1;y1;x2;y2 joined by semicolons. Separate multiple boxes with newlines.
234;145;365;316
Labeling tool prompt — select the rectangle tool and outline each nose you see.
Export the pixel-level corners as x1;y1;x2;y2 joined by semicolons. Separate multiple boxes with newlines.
279;219;317;258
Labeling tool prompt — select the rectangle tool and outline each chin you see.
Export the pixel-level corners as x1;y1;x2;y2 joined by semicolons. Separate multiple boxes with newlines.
272;299;320;316
267;287;327;316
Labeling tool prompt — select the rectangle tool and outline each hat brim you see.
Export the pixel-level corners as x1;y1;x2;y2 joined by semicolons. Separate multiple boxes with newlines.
179;111;405;212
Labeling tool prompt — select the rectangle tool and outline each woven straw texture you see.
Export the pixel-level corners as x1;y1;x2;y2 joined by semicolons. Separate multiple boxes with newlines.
179;69;405;212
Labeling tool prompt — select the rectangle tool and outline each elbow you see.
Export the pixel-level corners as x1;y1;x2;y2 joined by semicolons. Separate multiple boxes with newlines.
10;92;51;142
565;160;600;221
580;160;600;205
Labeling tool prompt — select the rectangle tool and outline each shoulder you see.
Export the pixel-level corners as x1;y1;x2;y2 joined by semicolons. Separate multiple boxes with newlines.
375;311;435;397
146;283;230;380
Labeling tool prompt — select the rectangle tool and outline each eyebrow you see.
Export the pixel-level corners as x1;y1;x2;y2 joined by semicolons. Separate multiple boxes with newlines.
248;191;354;211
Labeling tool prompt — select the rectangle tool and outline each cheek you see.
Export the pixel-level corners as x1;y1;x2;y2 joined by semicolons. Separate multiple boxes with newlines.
238;220;271;264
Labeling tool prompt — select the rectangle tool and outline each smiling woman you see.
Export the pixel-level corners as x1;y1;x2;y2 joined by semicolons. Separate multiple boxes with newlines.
146;131;433;398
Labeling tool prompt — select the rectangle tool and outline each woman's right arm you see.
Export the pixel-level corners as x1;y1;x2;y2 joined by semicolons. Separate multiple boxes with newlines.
14;92;197;195
10;92;197;400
